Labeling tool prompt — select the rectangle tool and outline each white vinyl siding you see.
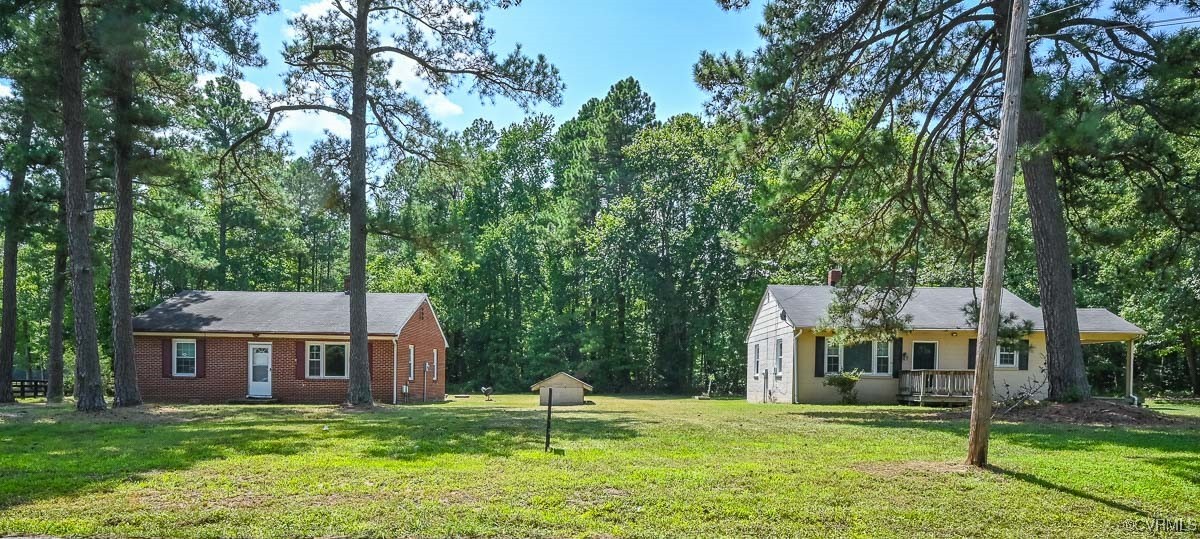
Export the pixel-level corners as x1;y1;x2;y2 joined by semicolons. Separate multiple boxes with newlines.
746;290;795;403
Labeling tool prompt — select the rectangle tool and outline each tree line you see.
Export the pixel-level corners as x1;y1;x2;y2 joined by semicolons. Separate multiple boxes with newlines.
2;0;1200;407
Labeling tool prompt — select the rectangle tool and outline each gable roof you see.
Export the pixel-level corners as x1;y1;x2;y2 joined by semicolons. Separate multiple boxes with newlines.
765;285;1143;334
133;291;431;336
530;372;593;391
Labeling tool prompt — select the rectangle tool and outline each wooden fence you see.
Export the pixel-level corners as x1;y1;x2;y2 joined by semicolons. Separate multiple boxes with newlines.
10;379;48;398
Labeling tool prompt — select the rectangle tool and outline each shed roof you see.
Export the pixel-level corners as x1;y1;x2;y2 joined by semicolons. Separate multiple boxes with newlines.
764;285;1144;335
1076;308;1145;334
530;372;593;391
132;291;430;336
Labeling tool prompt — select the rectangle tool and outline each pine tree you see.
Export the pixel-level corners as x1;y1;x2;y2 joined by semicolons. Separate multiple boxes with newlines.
229;0;562;406
702;0;1200;400
94;0;276;407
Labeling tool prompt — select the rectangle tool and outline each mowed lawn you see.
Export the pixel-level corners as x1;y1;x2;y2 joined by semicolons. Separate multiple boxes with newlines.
1;396;1198;538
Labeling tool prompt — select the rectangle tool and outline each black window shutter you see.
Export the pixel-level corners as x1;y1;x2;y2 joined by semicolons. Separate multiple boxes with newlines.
814;336;825;377
196;338;206;378
968;338;977;370
296;341;307;380
1019;339;1030;370
892;337;902;378
161;338;172;378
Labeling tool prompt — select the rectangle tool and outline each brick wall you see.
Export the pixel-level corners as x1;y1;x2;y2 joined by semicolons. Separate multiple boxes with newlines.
135;300;447;404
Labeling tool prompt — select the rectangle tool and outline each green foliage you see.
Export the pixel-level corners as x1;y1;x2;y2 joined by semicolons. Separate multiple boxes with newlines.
364;79;760;394
822;370;861;404
3;0;1200;401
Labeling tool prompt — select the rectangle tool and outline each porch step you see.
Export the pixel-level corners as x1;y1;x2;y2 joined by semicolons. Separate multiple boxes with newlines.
227;397;280;404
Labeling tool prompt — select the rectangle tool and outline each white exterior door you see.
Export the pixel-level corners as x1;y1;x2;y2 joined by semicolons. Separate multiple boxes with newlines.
248;343;273;397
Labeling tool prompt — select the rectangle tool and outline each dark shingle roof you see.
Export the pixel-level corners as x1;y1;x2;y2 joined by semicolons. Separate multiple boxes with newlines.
765;285;1143;334
133;291;428;335
1076;308;1145;334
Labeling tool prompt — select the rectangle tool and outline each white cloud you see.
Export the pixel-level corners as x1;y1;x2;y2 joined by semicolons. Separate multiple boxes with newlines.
0;83;12;98
275;108;351;139
298;0;334;18
194;73;263;102
386;57;463;118
424;93;463;117
284;0;336;37
444;6;476;25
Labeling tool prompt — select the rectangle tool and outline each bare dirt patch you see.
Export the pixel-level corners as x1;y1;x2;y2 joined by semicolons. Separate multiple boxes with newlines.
0;403;207;424
567;486;631;509
854;460;984;478
438;489;483;505
943;399;1182;427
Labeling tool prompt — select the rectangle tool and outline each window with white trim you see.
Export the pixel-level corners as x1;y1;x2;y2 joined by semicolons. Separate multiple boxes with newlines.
997;344;1017;367
825;340;840;375
874;341;892;374
775;338;783;372
825;340;892;376
306;342;347;378
433;349;439;381
408;344;415;381
753;343;760;374
173;339;196;377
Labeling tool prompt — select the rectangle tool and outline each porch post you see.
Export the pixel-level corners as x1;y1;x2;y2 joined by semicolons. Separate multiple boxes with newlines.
1125;339;1135;398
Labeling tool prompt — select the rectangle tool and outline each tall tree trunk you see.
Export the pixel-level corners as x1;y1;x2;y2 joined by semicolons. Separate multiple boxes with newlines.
1017;87;1090;402
110;54;141;407
345;0;373;406
218;192;229;288
47;206;68;404
1184;329;1199;397
60;0;106;412
0;109;33;403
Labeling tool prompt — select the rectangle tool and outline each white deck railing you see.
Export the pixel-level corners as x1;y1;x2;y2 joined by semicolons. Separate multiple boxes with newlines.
898;369;975;398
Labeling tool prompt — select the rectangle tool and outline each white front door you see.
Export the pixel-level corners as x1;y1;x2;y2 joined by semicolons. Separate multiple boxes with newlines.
248;343;273;397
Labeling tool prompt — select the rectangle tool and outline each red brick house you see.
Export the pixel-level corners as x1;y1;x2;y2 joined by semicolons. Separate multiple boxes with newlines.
132;291;447;404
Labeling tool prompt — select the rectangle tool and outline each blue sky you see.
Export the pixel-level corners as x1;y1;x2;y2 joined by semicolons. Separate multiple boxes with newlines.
235;0;766;151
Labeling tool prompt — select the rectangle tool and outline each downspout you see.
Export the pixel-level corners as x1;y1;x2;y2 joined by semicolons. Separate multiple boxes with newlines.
392;336;399;405
793;328;801;404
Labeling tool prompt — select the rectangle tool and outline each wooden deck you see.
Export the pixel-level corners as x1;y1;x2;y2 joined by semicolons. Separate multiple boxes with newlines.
898;369;974;405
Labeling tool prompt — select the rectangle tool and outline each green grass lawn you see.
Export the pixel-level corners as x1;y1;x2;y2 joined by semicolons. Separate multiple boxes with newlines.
2;396;1198;538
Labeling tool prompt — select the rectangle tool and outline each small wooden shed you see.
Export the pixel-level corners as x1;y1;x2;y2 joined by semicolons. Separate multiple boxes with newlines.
531;372;592;406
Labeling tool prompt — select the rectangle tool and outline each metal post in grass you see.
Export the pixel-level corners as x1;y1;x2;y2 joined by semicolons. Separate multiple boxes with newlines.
545;387;553;452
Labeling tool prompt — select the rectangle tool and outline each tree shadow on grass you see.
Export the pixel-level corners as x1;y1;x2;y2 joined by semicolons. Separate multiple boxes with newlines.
1144;456;1200;485
332;405;640;459
794;408;1196;519
986;465;1153;519
790;409;1200;454
0;402;639;511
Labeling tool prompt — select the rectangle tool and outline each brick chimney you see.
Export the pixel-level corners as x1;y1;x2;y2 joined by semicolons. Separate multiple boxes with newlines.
827;268;842;286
